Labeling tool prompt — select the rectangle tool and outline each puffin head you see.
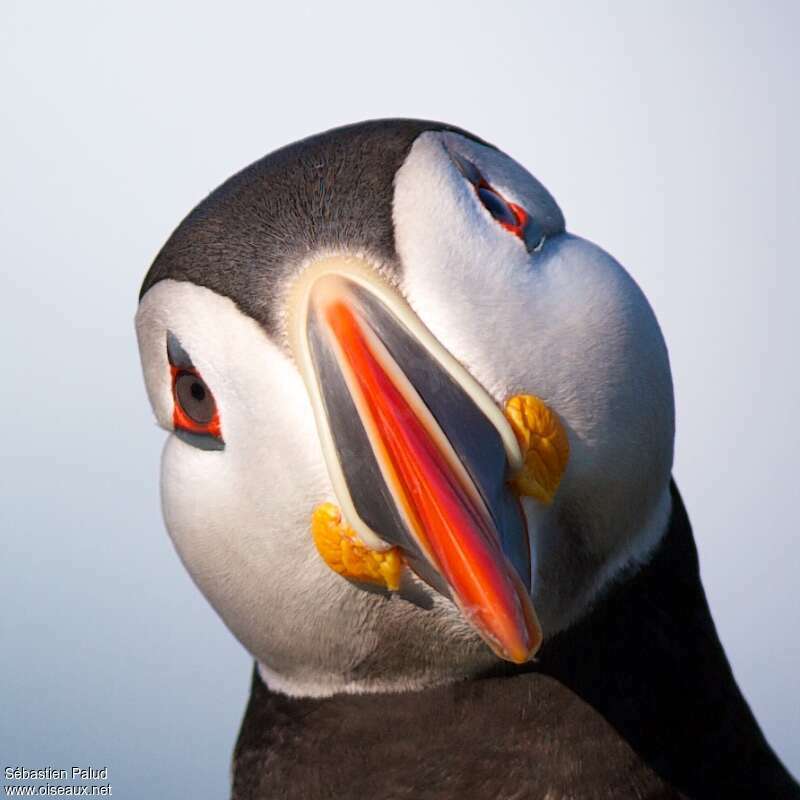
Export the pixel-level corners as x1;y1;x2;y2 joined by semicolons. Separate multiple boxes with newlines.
136;119;674;696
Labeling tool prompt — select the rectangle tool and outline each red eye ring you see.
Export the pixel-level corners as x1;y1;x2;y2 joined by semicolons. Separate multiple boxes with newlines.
170;364;223;439
499;200;529;238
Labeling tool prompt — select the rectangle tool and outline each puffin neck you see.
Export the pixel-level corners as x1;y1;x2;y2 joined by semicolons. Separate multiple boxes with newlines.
491;481;795;798
237;483;799;800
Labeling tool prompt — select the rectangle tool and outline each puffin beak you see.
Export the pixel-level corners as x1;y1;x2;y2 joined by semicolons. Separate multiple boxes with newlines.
289;257;541;663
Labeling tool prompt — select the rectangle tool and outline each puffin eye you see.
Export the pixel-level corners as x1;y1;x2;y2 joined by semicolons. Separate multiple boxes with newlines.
175;371;215;425
171;367;224;447
477;187;518;228
448;148;536;245
476;183;530;241
166;332;224;449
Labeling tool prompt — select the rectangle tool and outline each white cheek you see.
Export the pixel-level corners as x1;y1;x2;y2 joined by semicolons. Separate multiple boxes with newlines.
394;134;600;433
161;437;237;577
395;132;675;626
138;280;338;656
395;133;673;460
160;426;336;665
135;292;174;431
394;132;537;403
161;346;326;564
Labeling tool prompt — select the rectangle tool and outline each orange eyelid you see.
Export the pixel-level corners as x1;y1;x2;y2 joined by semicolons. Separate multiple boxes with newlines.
170;364;223;439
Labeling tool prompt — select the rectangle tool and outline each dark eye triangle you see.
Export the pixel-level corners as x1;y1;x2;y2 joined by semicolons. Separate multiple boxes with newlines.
167;331;193;368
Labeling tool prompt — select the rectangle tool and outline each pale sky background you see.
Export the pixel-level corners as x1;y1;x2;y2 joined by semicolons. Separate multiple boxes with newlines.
1;1;797;796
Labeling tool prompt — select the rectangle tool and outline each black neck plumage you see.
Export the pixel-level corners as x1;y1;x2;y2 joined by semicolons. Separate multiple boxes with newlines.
232;483;799;799
520;481;797;798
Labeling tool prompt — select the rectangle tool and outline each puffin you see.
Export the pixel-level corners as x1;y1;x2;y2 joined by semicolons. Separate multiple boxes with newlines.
135;119;799;799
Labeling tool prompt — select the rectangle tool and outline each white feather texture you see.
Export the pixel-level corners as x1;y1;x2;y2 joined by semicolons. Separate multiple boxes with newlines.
394;132;675;633
136;132;675;696
136;280;496;697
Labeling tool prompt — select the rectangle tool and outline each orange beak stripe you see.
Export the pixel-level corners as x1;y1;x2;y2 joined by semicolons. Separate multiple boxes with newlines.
325;300;541;663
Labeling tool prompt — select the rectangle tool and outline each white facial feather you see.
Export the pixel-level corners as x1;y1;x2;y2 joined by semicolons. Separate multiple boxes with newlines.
136;281;496;697
136;131;675;695
394;132;675;633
